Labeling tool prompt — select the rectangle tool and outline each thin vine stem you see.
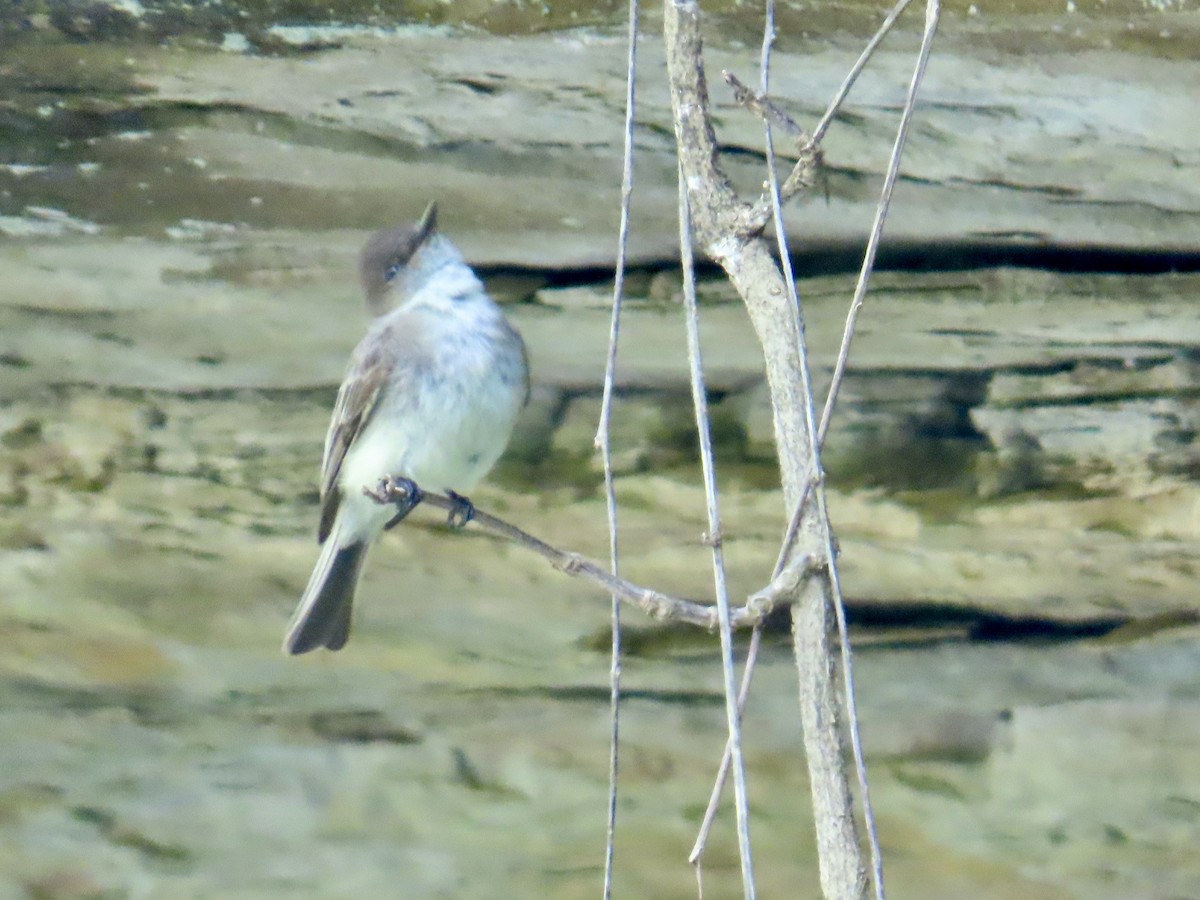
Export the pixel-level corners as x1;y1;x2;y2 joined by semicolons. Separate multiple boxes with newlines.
596;2;641;896
677;165;757;900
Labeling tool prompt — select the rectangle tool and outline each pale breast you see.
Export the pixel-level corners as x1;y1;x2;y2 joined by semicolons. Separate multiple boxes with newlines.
338;296;526;500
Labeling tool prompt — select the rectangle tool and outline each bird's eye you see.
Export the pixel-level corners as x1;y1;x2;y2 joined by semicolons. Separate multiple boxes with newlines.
384;261;402;282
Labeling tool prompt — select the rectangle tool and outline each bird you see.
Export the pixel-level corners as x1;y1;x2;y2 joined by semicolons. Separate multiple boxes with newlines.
283;203;529;654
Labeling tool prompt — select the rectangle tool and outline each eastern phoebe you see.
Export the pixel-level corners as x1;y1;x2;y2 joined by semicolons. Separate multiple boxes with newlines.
284;203;529;654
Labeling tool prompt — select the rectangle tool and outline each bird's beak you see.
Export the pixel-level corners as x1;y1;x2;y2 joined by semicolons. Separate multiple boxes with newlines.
417;201;438;243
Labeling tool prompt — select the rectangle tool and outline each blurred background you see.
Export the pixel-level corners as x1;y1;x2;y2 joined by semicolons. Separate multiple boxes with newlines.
1;1;1198;897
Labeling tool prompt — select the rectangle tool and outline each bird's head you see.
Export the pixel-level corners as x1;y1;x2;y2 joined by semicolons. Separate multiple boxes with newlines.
359;202;451;315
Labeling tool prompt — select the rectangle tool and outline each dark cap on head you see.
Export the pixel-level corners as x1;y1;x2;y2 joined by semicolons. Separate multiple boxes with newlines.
358;202;439;312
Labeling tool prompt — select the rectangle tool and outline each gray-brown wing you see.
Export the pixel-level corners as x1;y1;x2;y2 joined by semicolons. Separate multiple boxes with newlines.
317;343;392;543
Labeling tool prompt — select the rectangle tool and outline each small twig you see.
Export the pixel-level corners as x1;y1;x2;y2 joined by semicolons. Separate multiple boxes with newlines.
689;477;824;865
724;70;806;138
596;0;640;895
787;4;938;897
748;549;812;616
364;478;806;630
688;426;831;862
691;0;881;877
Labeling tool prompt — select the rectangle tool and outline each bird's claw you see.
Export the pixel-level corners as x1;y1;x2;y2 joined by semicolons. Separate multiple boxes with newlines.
368;476;424;529
445;490;475;529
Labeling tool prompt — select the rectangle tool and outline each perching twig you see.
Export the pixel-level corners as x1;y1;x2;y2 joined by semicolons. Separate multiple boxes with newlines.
363;478;814;631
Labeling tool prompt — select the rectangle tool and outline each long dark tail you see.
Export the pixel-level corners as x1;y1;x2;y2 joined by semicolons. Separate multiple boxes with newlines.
284;528;368;654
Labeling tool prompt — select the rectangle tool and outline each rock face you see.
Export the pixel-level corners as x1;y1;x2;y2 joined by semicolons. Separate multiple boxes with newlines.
1;4;1198;899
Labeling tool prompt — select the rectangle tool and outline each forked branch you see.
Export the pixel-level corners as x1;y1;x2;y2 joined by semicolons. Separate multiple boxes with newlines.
664;1;865;895
722;70;825;227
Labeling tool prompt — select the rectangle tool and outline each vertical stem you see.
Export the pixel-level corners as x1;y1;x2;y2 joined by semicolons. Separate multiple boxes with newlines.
677;167;757;900
596;2;641;896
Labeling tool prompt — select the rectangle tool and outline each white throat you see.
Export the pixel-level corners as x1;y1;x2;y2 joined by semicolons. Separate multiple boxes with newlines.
388;235;477;310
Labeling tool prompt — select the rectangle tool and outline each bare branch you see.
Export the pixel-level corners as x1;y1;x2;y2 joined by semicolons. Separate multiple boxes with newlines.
363;478;808;631
688;624;763;866
664;0;868;894
689;480;816;865
724;69;807;138
811;5;943;895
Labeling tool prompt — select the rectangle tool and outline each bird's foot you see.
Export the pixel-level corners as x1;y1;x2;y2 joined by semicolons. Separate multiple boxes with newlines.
445;490;475;529
366;476;425;529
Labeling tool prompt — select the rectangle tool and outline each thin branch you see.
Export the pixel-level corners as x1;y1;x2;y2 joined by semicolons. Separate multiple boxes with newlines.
758;4;880;895
767;4;939;896
678;166;757;899
596;0;640;895
711;4;939;893
818;0;939;447
364;478;811;630
811;0;917;145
